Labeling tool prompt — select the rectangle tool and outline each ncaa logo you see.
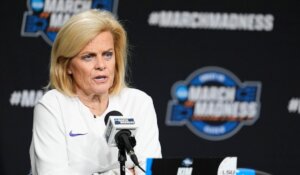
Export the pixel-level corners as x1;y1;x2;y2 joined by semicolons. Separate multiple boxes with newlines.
21;0;119;45
166;66;261;141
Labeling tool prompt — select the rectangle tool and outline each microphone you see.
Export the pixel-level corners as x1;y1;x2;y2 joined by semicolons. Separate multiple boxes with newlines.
104;111;140;166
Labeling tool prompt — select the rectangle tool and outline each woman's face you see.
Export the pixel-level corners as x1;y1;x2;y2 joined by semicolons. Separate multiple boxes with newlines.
68;31;116;96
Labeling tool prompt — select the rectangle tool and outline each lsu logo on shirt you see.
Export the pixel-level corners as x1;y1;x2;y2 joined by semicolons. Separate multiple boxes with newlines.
166;66;262;141
21;0;119;45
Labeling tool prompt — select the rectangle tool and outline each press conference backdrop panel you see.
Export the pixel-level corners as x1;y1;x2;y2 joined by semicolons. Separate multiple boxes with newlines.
1;0;300;174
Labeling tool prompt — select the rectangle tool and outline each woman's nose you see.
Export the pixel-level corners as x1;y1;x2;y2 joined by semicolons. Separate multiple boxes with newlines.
95;56;106;71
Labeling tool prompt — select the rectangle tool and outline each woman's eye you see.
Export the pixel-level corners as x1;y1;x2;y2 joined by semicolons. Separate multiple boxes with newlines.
81;54;95;61
103;51;113;60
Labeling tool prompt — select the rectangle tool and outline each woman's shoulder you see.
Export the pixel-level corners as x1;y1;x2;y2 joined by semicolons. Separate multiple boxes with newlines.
119;87;152;100
38;89;71;104
110;87;153;105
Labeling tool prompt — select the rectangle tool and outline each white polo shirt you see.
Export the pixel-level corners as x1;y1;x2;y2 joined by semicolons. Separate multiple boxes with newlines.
30;88;162;175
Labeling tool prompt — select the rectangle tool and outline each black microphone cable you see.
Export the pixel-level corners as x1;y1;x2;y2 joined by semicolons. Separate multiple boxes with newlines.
115;130;146;173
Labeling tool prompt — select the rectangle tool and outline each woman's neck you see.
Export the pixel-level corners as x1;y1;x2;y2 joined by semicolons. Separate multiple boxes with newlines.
77;91;109;117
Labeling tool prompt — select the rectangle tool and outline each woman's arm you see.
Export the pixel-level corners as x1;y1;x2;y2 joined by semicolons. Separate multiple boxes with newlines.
30;102;80;175
133;96;162;175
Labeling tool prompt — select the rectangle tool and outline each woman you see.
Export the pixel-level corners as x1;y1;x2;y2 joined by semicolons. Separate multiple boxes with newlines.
30;9;162;175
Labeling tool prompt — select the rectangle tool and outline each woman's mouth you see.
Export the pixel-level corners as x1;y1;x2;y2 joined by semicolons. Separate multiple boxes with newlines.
94;75;108;83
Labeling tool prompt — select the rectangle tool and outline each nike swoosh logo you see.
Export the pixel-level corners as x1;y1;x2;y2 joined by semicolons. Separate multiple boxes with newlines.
69;130;88;137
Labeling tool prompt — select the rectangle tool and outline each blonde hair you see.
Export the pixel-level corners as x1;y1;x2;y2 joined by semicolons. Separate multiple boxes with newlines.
49;9;128;96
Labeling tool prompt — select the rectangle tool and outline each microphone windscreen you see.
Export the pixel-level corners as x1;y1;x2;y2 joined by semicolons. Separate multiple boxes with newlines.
104;110;123;125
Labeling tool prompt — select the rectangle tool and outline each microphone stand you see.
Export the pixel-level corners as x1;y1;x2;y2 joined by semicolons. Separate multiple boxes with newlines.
118;147;126;175
116;130;136;175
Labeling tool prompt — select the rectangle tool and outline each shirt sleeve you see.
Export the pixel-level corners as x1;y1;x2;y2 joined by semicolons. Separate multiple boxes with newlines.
133;95;162;175
94;168;134;175
30;101;80;175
